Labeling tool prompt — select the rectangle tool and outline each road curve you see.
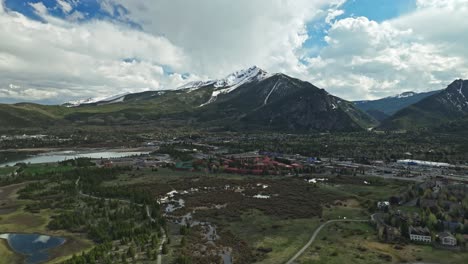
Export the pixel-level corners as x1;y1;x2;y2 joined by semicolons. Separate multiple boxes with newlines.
285;218;369;264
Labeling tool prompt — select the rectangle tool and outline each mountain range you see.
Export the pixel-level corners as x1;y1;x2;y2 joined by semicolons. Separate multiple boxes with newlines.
354;90;440;121
0;66;466;132
380;79;468;130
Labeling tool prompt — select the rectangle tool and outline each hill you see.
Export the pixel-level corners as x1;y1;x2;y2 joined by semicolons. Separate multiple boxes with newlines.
354;90;440;121
380;79;468;130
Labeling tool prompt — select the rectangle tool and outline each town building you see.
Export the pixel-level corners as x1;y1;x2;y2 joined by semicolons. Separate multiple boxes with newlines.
377;201;390;210
409;226;431;243
438;232;457;246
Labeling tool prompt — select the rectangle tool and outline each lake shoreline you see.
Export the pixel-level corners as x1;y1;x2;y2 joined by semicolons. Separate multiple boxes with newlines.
0;233;66;264
0;236;26;264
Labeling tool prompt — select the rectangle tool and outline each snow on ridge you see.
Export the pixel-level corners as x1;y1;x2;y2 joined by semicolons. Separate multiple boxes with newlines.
180;66;270;93
177;80;216;91
65;93;129;107
388;91;416;99
213;66;269;88
198;66;271;106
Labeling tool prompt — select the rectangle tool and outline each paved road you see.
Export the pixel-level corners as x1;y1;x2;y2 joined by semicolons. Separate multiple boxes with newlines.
76;177;167;263
285;218;369;264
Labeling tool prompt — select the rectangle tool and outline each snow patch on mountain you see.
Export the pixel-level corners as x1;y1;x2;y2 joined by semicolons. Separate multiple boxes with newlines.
197;66;271;106
178;80;216;91
264;79;280;105
180;66;269;92
65;93;129;107
389;91;416;99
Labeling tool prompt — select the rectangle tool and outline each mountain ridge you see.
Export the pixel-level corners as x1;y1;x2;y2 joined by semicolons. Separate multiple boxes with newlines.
354;90;441;121
1;66;376;132
380;79;468;130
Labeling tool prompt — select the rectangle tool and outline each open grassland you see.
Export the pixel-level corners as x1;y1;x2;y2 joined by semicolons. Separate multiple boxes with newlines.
298;221;468;264
225;209;321;264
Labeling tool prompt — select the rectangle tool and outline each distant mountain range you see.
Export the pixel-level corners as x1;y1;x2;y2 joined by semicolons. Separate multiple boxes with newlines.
1;66;466;133
380;79;468;130
354;90;440;121
0;66;376;132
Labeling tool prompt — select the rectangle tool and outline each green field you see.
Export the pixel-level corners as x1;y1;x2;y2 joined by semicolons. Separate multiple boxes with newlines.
298;221;468;264
226;210;321;264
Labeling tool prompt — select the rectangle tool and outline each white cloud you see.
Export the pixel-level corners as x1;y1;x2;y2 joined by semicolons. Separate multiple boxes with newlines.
0;2;189;103
56;0;73;13
105;0;332;77
29;2;48;16
1;0;337;103
1;0;467;103
325;9;344;24
416;0;468;9
302;1;468;100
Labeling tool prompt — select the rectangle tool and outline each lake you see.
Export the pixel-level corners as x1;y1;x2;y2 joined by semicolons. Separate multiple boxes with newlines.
0;233;65;264
0;150;148;167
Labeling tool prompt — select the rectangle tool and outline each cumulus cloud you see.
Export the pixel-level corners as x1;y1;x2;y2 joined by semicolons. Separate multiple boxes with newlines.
103;0;334;77
0;0;191;103
303;1;468;100
0;0;338;103
325;9;344;24
0;0;467;103
56;0;73;13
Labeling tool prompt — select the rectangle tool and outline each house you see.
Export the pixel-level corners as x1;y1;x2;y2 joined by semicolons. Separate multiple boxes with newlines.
377;201;390;210
409;226;431;243
438;232;457;246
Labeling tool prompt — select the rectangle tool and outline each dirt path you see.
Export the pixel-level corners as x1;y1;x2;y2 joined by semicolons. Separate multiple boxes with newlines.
285;218;369;264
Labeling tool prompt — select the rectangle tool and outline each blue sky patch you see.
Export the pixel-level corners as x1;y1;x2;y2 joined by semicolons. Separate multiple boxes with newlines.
4;0;136;25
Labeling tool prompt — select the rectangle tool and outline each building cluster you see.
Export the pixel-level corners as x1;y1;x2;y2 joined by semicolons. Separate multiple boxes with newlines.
374;180;468;250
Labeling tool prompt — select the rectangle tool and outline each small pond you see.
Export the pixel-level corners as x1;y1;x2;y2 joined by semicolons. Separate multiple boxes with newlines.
0;233;65;264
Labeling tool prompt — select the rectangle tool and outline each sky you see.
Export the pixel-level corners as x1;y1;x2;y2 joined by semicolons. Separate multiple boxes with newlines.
0;0;467;104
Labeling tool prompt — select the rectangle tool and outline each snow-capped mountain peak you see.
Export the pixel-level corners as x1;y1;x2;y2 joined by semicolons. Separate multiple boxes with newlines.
213;65;269;88
178;66;270;91
177;66;271;106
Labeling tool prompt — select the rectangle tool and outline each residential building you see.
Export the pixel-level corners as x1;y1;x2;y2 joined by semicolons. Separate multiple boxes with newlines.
438;232;457;246
377;201;390;210
409;226;431;243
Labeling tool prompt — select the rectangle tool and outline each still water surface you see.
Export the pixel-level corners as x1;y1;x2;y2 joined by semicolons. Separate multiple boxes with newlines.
0;233;65;264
